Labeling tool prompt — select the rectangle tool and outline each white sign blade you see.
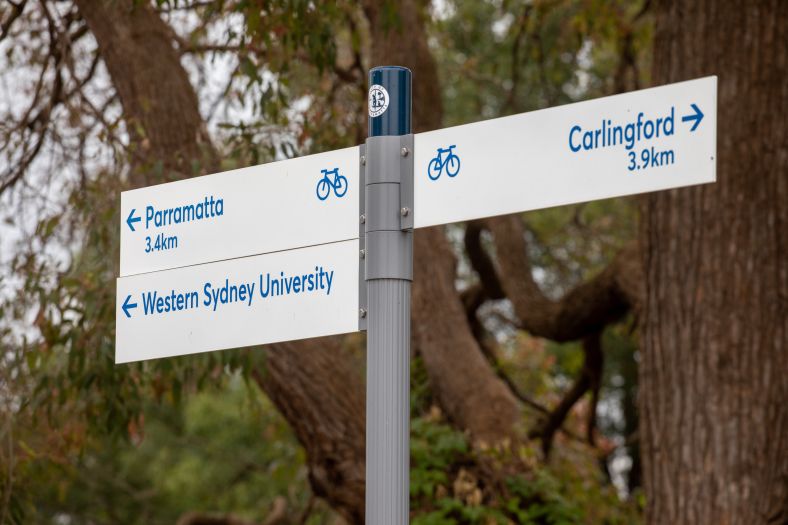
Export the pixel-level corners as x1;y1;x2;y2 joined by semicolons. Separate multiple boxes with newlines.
413;77;717;228
120;147;360;277
115;239;359;363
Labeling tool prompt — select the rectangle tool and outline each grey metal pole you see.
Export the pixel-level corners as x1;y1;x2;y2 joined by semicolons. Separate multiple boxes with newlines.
365;66;413;525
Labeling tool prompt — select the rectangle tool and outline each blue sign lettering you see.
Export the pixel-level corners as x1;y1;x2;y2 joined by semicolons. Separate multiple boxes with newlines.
567;108;676;154
144;195;224;230
130;265;336;319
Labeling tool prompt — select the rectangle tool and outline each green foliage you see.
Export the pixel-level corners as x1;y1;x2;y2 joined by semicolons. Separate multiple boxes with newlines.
410;354;436;416
414;499;508;525
504;472;584;524
10;377;337;524
432;0;651;125
4;177;268;452
208;0;363;165
410;417;506;524
410;417;469;501
409;417;641;524
522;196;637;294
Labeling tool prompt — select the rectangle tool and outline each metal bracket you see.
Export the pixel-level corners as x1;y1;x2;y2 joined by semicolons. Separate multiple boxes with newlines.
358;144;368;331
364;136;414;282
399;134;414;230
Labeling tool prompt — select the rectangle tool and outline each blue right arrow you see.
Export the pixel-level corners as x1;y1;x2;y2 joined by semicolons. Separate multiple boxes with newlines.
122;294;137;318
126;208;141;232
681;103;704;132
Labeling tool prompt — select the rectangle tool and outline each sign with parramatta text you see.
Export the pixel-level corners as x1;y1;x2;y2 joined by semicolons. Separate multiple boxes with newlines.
120;146;360;277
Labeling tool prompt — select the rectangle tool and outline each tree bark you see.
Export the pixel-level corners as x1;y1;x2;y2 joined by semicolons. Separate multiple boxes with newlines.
74;0;217;185
254;340;365;524
641;1;787;524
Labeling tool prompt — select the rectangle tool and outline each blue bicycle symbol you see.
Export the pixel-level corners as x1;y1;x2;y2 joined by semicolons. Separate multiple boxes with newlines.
316;168;348;201
427;145;461;180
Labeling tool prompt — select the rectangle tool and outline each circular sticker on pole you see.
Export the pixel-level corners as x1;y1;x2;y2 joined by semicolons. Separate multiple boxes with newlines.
368;84;390;118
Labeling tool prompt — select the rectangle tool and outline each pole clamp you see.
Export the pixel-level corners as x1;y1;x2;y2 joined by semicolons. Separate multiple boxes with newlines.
363;135;414;282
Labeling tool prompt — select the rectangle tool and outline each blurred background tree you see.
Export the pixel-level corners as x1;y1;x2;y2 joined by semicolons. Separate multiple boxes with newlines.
0;0;784;524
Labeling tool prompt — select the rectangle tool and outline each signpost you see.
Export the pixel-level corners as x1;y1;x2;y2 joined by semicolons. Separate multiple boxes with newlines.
364;66;413;525
115;68;716;525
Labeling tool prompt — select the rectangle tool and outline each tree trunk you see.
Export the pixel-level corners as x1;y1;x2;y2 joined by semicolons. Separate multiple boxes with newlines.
641;1;787;524
254;339;366;524
74;0;217;185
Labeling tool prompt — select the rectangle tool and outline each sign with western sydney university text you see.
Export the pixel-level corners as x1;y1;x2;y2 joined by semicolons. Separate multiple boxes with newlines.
116;239;359;363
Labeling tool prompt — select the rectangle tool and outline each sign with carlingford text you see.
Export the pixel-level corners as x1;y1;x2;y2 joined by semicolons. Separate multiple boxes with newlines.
413;76;716;228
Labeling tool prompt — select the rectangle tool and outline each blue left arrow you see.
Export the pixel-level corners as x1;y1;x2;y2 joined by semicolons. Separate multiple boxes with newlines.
122;294;137;318
126;208;141;232
681;103;704;132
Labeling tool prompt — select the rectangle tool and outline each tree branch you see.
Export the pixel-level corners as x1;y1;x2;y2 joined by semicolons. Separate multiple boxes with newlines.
501;5;533;114
0;0;27;41
462;226;589;444
0;4;66;195
487;214;642;342
530;332;603;457
180;42;269;56
465;220;506;303
586;349;603;447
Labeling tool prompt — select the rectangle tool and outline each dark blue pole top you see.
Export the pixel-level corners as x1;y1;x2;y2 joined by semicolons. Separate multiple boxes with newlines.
368;66;412;137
